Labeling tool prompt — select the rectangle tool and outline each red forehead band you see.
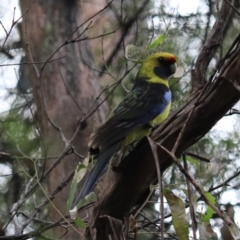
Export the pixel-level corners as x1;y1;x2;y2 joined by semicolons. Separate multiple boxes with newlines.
169;55;177;63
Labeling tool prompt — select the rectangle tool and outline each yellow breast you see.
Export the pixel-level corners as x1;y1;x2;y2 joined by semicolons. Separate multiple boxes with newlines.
150;102;171;126
121;101;171;148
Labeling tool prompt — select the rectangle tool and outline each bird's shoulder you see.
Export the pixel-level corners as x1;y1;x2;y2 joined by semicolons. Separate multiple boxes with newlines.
112;81;171;117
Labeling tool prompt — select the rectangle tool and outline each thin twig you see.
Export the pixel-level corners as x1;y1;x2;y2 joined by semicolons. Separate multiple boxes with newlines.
157;143;234;227
22;168;83;236
8;146;73;231
82;65;136;123
0;56;66;67
225;77;240;93
192;0;231;91
10;179;34;235
171;79;211;154
185;152;210;163
147;137;164;239
183;153;197;240
133;189;154;219
58;66;83;115
40;0;115;73
0;21;7;35
1;1;36;50
209;169;240;192
224;0;240;16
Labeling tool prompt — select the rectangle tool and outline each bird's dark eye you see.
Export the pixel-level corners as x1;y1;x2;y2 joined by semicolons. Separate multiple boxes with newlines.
158;57;164;63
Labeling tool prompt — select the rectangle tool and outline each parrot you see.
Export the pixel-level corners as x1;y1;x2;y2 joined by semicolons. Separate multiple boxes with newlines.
74;52;177;205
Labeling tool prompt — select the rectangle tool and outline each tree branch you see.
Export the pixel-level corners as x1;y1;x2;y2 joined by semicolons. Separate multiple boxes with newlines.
191;0;231;91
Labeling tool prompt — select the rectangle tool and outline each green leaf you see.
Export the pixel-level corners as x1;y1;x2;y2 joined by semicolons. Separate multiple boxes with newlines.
67;155;89;211
198;192;216;223
199;221;218;240
149;34;166;49
164;189;189;240
69;192;96;220
178;156;198;166
67;178;78;212
77;192;97;209
197;192;216;223
74;217;87;229
201;192;216;222
186;156;198;165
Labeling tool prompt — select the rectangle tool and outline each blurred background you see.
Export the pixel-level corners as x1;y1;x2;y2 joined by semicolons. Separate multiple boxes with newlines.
0;0;239;239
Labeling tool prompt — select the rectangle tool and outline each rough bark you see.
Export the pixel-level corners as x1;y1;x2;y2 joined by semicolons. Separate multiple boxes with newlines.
191;0;231;91
19;1;109;238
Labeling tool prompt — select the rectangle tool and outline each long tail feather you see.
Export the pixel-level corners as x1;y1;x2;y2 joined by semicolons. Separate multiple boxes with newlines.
74;142;120;206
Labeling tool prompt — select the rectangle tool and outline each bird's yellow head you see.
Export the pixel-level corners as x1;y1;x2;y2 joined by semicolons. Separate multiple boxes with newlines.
138;52;177;84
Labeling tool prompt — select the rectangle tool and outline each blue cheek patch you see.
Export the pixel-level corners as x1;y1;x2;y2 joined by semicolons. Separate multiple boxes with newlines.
154;66;171;79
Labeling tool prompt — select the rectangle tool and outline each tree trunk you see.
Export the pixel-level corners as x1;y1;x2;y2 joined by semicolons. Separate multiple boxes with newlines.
19;1;109;238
